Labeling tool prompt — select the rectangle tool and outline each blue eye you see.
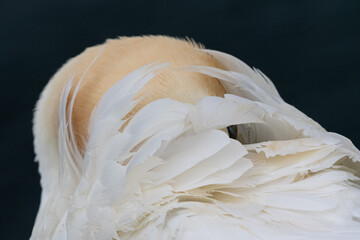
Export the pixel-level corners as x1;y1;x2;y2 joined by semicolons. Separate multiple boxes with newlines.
227;125;238;140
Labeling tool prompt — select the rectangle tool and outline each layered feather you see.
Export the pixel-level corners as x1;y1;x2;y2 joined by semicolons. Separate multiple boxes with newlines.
32;48;360;240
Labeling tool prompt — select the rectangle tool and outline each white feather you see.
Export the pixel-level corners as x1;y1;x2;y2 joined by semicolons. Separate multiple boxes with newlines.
32;47;360;240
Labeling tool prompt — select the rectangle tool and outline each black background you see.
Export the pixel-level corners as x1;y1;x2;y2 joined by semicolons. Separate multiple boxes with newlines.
1;0;359;239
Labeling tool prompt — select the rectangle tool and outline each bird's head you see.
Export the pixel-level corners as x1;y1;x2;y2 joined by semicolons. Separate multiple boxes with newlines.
31;36;360;240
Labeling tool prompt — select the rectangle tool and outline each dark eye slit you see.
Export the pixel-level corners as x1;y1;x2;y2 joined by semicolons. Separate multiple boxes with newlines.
227;125;238;140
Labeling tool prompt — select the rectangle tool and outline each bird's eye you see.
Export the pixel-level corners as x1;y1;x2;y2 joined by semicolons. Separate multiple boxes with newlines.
227;125;238;140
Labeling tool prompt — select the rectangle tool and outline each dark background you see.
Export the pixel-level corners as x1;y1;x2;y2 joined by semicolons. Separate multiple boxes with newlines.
1;0;359;239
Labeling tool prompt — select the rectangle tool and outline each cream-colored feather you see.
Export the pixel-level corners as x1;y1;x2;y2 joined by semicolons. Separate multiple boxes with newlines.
32;36;360;240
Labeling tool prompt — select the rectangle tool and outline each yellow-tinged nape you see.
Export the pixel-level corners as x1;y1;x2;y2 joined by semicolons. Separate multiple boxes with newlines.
32;35;360;240
61;36;227;150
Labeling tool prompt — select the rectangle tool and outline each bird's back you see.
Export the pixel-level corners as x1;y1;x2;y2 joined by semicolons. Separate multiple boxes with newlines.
31;36;360;240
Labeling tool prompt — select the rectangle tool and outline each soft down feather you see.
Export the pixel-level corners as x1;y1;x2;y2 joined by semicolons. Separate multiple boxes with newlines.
31;37;360;240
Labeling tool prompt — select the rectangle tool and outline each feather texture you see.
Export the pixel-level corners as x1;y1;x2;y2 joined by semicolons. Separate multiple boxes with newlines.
32;39;360;240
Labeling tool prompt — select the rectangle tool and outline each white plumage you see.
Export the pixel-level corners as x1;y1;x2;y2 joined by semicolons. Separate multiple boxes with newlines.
31;37;360;239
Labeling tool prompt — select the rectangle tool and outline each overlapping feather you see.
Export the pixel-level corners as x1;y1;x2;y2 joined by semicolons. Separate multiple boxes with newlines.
31;49;360;240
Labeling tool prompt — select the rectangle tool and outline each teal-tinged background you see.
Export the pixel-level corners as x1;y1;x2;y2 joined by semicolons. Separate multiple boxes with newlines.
0;0;359;238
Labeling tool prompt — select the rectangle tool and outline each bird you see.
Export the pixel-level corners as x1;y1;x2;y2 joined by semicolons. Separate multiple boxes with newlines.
31;36;360;240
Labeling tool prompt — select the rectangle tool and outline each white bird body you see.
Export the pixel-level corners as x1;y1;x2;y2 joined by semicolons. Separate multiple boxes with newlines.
31;36;360;239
